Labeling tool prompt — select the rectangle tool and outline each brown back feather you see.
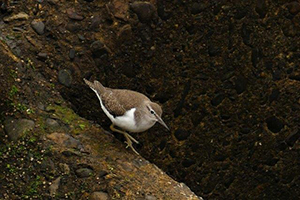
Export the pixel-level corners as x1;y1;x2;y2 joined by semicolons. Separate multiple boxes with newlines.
84;78;150;117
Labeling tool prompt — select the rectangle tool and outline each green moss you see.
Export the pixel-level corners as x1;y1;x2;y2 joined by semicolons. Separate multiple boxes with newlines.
25;175;42;196
46;104;88;134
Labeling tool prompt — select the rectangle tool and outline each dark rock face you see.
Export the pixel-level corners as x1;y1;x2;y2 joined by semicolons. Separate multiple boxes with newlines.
58;69;72;87
211;93;225;106
76;168;93;178
174;129;190;141
130;2;156;23
266;116;284;133
90;41;109;58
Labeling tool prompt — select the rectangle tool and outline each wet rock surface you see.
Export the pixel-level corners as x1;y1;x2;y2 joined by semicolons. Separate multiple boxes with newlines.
0;0;300;199
31;20;45;35
89;191;109;200
4;118;35;141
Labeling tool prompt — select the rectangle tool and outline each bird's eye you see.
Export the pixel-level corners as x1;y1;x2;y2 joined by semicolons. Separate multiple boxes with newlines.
150;110;155;114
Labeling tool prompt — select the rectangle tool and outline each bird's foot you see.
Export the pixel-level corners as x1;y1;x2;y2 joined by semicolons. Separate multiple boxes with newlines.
110;124;140;154
124;138;139;155
124;132;139;144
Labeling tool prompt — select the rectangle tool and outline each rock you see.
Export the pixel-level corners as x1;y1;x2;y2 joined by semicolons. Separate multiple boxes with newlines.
285;128;300;147
46;132;82;149
90;15;101;31
90;41;109;58
59;163;70;175
89;191;109;200
174;129;190;141
251;48;263;67
62;150;79;157
46;118;60;128
58;69;72;87
31;20;45;35
63;136;82;149
235;75;247;94
157;1;171;20
214;153;226;161
234;8;247;19
208;44;221;56
98;170;108;178
41;158;55;173
286;1;300;15
37;102;45;110
211;93;225;106
264;157;279;166
4;118;35;141
78;34;85;41
69;49;75;60
37;52;48;60
76;168;93;178
66;22;81;33
121;64;135;78
190;3;207;15
182;159;196;168
145;195;157;200
67;8;84;20
255;0;267;18
240;127;251;134
130;2;156;23
47;0;58;5
3;12;29;22
191;113;205;127
117;24;132;42
241;23;251;46
272;69;282;80
266;116;284;133
269;89;280;103
221;71;235;81
107;0;129;20
289;74;300;81
49;177;61;196
174;81;191;117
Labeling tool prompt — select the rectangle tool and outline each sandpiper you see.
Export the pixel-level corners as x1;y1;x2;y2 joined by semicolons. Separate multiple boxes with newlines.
83;78;169;154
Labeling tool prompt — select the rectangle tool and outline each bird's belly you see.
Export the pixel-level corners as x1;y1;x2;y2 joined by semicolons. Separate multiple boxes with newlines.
113;109;156;133
113;108;138;132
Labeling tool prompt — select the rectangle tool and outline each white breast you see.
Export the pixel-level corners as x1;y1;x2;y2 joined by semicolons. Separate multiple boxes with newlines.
92;88;138;132
114;108;137;132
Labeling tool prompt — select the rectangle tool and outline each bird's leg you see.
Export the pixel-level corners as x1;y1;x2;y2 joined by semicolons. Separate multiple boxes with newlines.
110;124;140;155
109;124;139;144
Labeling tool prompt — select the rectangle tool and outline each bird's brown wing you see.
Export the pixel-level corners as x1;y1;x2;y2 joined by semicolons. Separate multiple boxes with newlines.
101;89;149;117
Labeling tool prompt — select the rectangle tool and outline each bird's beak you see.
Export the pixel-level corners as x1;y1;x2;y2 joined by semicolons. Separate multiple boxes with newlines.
156;115;170;131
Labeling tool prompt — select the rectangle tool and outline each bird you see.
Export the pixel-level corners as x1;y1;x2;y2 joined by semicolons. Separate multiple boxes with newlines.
83;78;169;154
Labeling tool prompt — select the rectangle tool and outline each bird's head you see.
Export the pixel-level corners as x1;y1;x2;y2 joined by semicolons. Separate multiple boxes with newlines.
146;102;169;131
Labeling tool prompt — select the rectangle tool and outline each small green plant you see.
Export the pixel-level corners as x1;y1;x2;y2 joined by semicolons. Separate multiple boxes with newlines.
25;58;35;70
6;164;16;173
9;69;17;78
9;85;19;98
26;175;42;196
26;108;35;115
6;35;14;40
79;124;85;130
16;103;27;112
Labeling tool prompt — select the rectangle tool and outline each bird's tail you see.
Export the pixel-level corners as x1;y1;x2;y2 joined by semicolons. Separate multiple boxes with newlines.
83;78;105;94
